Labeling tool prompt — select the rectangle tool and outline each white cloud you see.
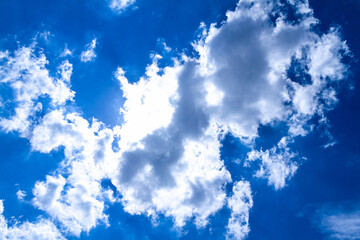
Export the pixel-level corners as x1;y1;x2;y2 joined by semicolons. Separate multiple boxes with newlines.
114;60;231;227
322;212;360;239
31;110;118;236
195;0;348;142
194;0;314;139
38;31;53;43
226;181;253;240
116;61;180;149
315;205;360;239
0;0;351;238
58;60;73;83
115;120;231;227
0;45;74;135
111;0;349;231
16;190;26;201
32;173;108;236
289;28;348;119
60;44;73;58
109;0;135;13
308;27;349;81
247;137;298;190
0;42;117;236
0;200;64;240
80;38;97;63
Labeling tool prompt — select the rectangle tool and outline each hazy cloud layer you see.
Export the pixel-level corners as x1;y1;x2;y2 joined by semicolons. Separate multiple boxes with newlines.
314;204;360;239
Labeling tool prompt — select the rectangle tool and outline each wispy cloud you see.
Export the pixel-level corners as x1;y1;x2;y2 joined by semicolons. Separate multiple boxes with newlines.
315;204;360;239
16;190;26;201
247;137;298;190
109;0;136;13
226;181;253;240
80;38;97;63
0;45;74;135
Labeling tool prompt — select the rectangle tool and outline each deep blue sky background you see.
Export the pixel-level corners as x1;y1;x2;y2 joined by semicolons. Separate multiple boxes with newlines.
0;0;359;239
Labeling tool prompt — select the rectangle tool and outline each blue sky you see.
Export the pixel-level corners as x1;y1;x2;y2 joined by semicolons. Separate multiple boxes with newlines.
0;0;359;239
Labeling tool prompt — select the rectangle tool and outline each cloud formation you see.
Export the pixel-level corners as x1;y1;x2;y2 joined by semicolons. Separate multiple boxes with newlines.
0;45;74;135
0;0;351;239
109;0;135;13
31;110;118;236
80;38;97;63
247;137;298;190
315;204;360;239
0;200;64;240
2;43;115;236
112;0;349;232
226;181;253;240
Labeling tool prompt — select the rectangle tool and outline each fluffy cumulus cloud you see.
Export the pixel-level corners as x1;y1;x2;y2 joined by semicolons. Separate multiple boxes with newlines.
194;0;348;142
30;110;119;236
193;0;348;191
1;42;117;236
115;61;231;227
80;38;97;63
112;0;348;231
0;0;350;239
0;200;64;240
